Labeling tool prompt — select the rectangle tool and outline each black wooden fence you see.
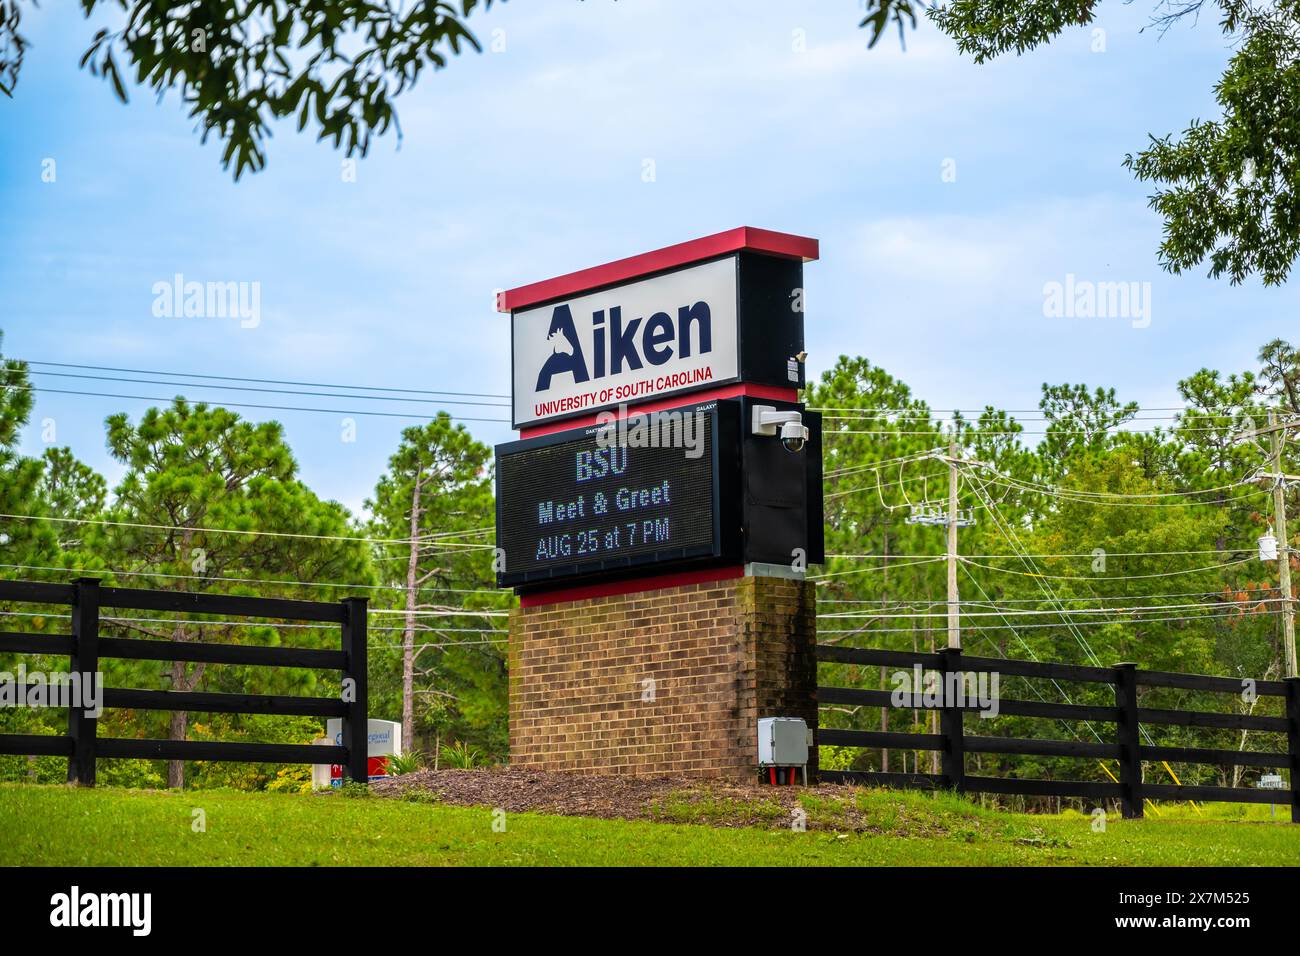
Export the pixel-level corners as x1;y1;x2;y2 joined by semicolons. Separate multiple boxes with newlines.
0;578;368;786
817;645;1300;822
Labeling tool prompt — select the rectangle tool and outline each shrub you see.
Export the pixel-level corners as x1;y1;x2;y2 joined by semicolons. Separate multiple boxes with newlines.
385;751;425;776
439;741;483;769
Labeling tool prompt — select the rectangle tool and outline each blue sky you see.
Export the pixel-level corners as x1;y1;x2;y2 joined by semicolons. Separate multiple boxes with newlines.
2;0;1296;516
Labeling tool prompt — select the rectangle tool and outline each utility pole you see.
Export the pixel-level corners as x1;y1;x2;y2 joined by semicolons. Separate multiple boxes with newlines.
906;446;976;648
1269;410;1297;678
947;442;961;650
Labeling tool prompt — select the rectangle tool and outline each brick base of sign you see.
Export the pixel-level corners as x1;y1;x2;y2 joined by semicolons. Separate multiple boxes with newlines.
507;575;817;780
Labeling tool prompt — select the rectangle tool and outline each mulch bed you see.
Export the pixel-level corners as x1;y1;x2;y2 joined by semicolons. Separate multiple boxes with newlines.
368;766;849;829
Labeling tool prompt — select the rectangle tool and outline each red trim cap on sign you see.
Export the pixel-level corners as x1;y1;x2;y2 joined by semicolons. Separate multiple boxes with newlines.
496;226;819;313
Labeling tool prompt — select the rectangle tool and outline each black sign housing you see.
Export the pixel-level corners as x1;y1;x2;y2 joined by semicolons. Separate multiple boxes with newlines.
494;397;821;591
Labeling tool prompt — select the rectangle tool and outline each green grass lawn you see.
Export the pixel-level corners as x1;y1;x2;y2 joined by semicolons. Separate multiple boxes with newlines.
1;783;1297;866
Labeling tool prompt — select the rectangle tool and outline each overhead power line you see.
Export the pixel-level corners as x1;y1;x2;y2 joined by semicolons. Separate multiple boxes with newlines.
21;360;510;400
368;636;507;649
821;607;1270;634
17;386;512;425
810;556;946;581
1;611;506;639
817;599;1285;619
967;464;1260;500
817;585;1280;605
376;612;508;621
16;369;510;409
969;471;1267;509
825;470;939;501
823;426;1252;437
959;554;1256;581
807;406;1193;414
0;511;497;548
820;414;1187;424
824;448;945;478
826;548;1245;560
0;608;507;633
0;561;510;598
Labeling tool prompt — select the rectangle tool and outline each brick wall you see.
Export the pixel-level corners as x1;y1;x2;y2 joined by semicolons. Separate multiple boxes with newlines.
508;574;817;780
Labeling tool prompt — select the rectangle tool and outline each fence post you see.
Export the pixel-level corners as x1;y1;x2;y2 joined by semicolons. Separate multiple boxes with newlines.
1114;662;1143;819
938;647;965;793
341;597;369;785
1286;677;1300;824
68;577;101;786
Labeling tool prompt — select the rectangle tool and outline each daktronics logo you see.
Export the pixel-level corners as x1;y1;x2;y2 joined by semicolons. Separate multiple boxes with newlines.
535;300;713;392
512;256;741;427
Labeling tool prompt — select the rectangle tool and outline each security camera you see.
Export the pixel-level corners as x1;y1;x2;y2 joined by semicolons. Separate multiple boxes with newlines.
780;420;808;454
752;405;809;454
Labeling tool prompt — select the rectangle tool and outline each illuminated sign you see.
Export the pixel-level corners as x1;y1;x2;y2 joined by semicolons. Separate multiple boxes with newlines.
511;258;739;429
508;251;808;429
495;403;737;587
496;231;822;591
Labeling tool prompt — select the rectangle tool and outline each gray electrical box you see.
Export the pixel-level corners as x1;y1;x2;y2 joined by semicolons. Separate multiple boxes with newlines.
757;717;809;766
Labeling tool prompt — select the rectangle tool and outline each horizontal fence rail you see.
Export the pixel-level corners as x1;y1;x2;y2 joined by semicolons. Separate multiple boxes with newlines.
0;577;369;787
816;645;1300;821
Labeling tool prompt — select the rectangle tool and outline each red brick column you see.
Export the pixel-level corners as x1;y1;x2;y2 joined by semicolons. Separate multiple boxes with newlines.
508;575;817;780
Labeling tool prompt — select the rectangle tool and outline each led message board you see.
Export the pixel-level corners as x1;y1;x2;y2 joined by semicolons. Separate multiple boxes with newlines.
495;403;735;588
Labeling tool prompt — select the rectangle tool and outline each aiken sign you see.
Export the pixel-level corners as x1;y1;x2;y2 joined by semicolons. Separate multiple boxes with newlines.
511;257;740;428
